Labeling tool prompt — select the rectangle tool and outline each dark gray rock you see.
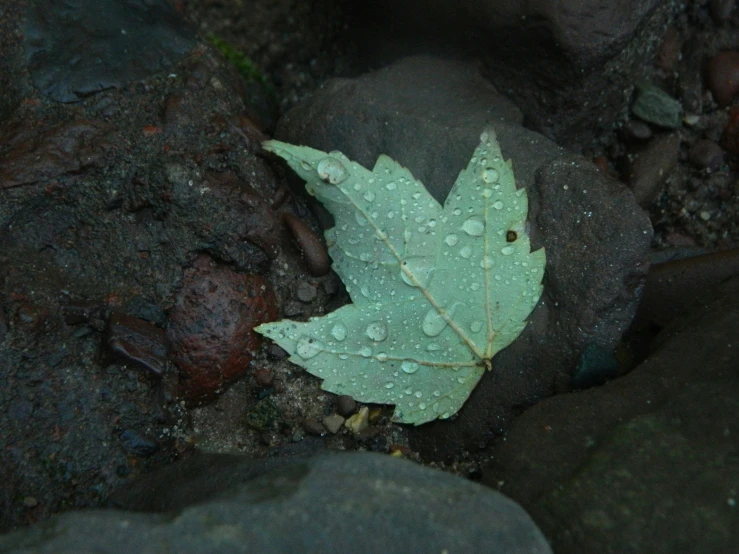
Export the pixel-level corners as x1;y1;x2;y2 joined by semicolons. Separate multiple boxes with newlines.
484;276;739;554
631;83;683;128
24;0;197;102
274;55;652;459
0;452;552;554
348;0;680;148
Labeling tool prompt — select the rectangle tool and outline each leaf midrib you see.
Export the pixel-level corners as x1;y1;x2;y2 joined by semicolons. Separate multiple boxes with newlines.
338;179;488;362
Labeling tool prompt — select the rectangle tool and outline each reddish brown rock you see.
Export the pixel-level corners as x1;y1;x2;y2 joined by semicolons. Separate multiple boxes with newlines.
167;254;277;405
706;50;739;107
282;212;331;276
106;312;169;376
722;106;739;155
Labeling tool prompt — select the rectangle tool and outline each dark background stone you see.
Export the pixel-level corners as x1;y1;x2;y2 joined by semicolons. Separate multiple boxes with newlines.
0;453;552;554
346;0;680;149
24;0;197;102
483;276;739;554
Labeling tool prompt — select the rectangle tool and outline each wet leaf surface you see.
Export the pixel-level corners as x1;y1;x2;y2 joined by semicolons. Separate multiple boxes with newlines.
257;129;545;424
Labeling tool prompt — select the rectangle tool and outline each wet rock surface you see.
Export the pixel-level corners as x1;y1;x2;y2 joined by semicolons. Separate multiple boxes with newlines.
25;0;197;102
274;55;652;458
483;276;739;554
348;0;680;149
2;0;739;551
0;0;296;532
0;452;552;554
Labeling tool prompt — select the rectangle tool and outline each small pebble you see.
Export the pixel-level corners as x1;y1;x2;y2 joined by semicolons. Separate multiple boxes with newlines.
106;312;169;376
296;281;317;303
682;114;701;126
688;139;725;170
303;418;327;436
627;133;681;207
267;344;288;359
254;367;274;387
322;414;345;434
22;496;38;508
721;106;739;155
631;83;683;128
270;185;291;210
655;27;681;72
282;213;331;276
706;51;739;107
344;406;369;434
665;233;697;247
367;407;383;423
622;120;653;141
321;274;340;297
336;395;357;416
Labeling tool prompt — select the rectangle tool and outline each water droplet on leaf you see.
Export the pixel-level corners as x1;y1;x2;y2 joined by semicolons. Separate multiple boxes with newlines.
401;361;420;374
445;234;459;246
316;158;348;184
482;168;499;183
365;321;388;342
422;309;448;337
296;336;323;359
355;211;369;227
331;324;347;341
400;258;435;288
462;217;484;236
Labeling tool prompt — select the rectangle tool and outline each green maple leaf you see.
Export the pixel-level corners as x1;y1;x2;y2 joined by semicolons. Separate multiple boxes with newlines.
256;129;545;425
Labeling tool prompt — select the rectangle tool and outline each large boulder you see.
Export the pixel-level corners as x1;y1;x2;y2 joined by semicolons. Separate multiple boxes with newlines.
484;275;739;553
347;0;680;148
0;452;552;554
